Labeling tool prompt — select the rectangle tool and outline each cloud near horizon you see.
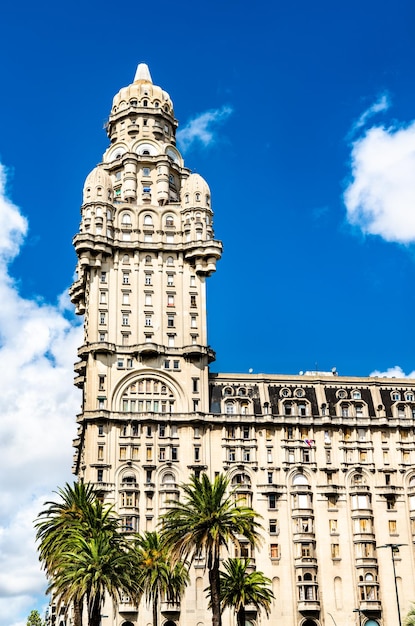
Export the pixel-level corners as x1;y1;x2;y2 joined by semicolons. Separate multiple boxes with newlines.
343;99;415;244
177;105;233;153
370;365;415;379
0;163;82;626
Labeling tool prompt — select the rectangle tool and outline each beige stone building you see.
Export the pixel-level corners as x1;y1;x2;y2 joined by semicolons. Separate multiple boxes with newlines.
69;64;415;626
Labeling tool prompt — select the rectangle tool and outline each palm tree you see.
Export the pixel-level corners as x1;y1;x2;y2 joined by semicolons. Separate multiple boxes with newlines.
160;473;262;626
35;482;141;626
217;558;274;626
404;604;415;626
36;482;98;626
134;531;189;626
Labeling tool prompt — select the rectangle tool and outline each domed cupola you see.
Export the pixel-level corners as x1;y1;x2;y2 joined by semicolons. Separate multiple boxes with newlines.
181;173;211;209
110;63;175;118
83;166;113;204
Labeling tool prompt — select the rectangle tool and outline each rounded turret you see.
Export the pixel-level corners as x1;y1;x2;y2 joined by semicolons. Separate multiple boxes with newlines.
83;166;113;204
181;173;211;208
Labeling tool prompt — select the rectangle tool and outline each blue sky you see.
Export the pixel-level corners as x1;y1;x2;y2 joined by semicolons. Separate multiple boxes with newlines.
0;0;415;623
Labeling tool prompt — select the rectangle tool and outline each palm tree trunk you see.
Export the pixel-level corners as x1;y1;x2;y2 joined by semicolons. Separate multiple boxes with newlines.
89;592;102;626
237;606;246;626
153;594;159;626
73;598;82;626
209;555;222;626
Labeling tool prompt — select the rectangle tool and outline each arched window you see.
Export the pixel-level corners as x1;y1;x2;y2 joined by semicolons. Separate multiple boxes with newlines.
143;99;148;107
166;256;174;266
195;192;201;202
122;213;132;225
165;214;174;227
185;194;189;204
231;473;251;487
225;401;235;415
143;214;153;225
162;472;176;485
145;255;152;264
292;473;309;486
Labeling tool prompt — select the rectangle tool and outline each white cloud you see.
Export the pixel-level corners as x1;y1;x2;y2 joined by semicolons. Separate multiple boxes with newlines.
177;105;233;152
0;163;82;625
370;365;415;378
349;93;390;136
344;106;415;244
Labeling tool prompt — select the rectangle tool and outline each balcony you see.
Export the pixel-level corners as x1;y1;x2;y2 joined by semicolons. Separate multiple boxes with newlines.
359;600;382;613
161;602;181;616
298;600;320;613
119;599;138;614
137;342;166;357
183;344;216;363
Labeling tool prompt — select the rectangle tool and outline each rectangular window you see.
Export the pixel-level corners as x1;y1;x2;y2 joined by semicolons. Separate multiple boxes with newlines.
301;543;312;557
268;494;277;509
164;360;170;369
331;543;340;559
329;519;337;533
168;334;175;347
243;449;251;462
97;469;103;483
99;291;107;304
194;446;201;461
267;471;273;484
270;543;279;559
171;447;178;461
122;272;129;284
267;448;273;463
99;312;106;324
145;315;152;327
228;449;236;462
145;293;152;306
98;424;104;436
100;271;107;283
119;447;127;460
145;273;152;285
243;426;250;439
167;274;174;286
269;519;278;534
122;314;129;326
97;445;104;461
159;424;166;438
386;496;396;510
98;375;105;391
159;447;166;461
388;519;397;535
167;315;175;328
167;294;175;307
146;447;152;461
190;294;197;307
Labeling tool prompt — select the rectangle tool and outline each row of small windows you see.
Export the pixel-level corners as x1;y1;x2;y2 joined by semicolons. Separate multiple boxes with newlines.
113;99;171;112
121;212;176;227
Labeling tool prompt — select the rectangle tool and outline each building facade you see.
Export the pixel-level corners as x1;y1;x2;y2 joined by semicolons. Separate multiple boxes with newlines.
69;64;415;626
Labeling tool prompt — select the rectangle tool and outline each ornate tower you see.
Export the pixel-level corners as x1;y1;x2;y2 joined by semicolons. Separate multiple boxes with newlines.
70;63;221;530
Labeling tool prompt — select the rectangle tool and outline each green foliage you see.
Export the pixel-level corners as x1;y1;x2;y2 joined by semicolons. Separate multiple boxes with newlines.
134;531;189;626
217;558;274;626
404;604;415;626
35;481;142;626
160;472;262;626
26;610;44;626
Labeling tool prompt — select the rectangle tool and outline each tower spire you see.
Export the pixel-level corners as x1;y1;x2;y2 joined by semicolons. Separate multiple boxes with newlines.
134;62;152;83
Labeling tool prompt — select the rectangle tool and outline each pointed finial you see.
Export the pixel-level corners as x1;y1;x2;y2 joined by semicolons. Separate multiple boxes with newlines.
134;63;153;84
